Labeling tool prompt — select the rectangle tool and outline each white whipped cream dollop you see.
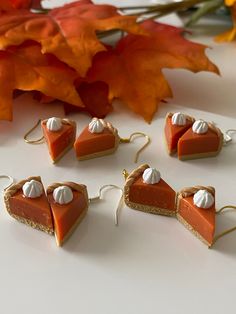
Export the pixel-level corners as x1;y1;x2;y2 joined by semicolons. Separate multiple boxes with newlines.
88;118;104;134
46;117;62;132
193;190;214;209
192;120;208;134
171;112;187;126
142;168;161;185
23;180;43;198
53;186;73;205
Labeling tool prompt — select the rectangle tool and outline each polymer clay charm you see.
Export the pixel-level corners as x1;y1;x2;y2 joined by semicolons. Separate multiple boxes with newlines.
47;182;89;246
164;112;224;160
4;177;54;234
24;117;76;163
176;186;216;247
123;164;176;217
74;117;119;160
74;117;150;162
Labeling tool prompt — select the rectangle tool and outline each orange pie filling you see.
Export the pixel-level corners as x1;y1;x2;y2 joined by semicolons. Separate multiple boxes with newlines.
124;164;176;216
129;177;176;212
4;177;54;234
164;114;194;154
41;118;76;162
177;187;216;246
178;128;221;159
47;183;89;246
74;127;117;158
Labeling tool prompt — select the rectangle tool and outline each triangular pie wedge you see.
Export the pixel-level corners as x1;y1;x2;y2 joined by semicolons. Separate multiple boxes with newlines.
47;182;89;246
41;118;76;163
177;123;223;161
176;186;216;247
164;112;195;155
74;120;120;160
124;164;176;217
4;176;54;234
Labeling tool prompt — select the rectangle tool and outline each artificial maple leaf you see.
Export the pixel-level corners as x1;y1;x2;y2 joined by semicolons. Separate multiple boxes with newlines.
35;80;112;118
215;1;236;42
0;42;82;121
0;0;144;77
88;21;219;122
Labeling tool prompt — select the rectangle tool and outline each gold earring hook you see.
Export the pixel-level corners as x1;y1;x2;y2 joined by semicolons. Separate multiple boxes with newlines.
212;205;236;246
24;119;45;144
0;175;14;190
120;132;151;163
89;184;124;226
224;129;236;146
122;169;129;180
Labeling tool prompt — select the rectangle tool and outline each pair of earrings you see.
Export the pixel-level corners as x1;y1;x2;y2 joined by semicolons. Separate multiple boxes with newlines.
2;176;122;246
2;168;236;249
164;112;236;160
123;164;236;248
24;117;150;164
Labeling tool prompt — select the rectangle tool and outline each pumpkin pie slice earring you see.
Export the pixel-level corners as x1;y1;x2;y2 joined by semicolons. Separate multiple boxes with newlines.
4;177;54;234
3;176;123;246
164;112;236;160
177;186;236;247
74;117;150;163
123;164;176;217
24;117;76;163
46;182;89;246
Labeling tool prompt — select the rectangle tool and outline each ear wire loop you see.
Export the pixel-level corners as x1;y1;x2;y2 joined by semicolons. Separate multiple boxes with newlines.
24;119;44;144
0;175;14;190
119;132;151;163
223;129;236;146
89;184;124;226
212;205;236;246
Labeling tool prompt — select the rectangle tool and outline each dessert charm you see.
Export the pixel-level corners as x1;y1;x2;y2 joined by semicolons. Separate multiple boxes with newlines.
74;117;150;162
164;112;223;160
41;117;76;163
177;186;216;247
124;164;176;216
47;182;89;246
74;118;119;160
24;117;76;163
4;177;54;234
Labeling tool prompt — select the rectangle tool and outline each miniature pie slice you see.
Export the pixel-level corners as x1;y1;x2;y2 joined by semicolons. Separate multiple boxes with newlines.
177;186;216;247
124;164;176;217
41;117;76;163
177;120;223;160
164;112;195;155
4;176;54;234
47;182;89;246
74;118;120;160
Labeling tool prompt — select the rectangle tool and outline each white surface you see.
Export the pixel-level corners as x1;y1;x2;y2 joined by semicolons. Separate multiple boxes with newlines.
1;2;236;314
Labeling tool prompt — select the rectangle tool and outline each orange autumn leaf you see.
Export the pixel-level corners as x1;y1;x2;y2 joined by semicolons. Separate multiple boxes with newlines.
215;3;236;42
0;42;82;121
0;0;31;10
0;0;144;77
88;21;219;122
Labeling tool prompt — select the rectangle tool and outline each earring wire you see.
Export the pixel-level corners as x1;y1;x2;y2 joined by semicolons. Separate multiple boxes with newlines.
24;119;44;144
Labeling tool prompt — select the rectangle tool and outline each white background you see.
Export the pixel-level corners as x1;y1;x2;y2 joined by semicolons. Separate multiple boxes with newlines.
0;1;236;314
